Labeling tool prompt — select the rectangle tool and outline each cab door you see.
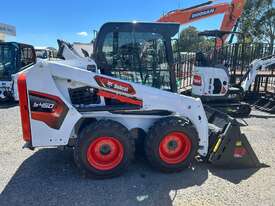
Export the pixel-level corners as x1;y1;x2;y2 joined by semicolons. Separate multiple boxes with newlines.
93;23;180;92
208;68;229;97
96;31;172;91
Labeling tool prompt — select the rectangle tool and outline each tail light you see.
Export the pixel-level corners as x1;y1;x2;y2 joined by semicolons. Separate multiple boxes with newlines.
17;74;32;142
234;147;247;158
193;74;202;86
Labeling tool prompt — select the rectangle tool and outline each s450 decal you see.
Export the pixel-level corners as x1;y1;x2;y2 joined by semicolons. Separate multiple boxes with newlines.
29;91;69;129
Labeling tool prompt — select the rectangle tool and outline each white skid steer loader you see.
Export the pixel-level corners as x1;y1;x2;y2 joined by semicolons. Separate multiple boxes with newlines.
0;40;96;104
17;57;262;179
17;22;262;179
0;42;36;102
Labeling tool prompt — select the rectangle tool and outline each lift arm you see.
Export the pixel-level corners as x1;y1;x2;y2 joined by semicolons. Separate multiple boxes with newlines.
158;0;246;47
56;40;98;72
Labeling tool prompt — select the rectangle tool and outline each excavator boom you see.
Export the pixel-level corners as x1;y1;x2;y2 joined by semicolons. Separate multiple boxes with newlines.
158;2;230;24
158;0;246;47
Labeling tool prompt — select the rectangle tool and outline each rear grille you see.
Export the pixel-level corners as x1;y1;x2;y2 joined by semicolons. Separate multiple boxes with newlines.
68;86;100;106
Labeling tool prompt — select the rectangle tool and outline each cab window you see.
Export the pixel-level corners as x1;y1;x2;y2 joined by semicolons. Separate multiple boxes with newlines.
20;46;35;69
99;31;171;90
0;45;17;80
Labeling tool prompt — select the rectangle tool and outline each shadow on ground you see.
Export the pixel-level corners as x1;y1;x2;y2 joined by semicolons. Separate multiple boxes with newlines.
0;148;263;206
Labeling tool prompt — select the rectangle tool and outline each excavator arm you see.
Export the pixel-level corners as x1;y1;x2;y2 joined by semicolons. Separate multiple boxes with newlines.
241;55;275;92
158;0;246;47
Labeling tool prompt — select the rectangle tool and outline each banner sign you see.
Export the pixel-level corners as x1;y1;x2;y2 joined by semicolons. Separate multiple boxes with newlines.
0;23;16;36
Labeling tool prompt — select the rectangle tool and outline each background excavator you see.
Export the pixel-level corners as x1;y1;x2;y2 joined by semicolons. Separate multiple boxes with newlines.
192;30;275;116
157;0;255;117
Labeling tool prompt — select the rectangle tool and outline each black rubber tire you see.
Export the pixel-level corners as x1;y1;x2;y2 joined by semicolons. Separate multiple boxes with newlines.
145;117;199;173
74;119;135;179
0;93;12;103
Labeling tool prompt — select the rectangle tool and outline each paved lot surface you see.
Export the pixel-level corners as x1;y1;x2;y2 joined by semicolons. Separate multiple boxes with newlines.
0;105;275;206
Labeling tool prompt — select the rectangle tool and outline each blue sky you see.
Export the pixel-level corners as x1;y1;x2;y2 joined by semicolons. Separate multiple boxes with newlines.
1;0;229;47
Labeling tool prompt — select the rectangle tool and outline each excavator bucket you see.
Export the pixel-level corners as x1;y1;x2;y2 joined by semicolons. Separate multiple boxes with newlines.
204;105;262;168
253;95;275;114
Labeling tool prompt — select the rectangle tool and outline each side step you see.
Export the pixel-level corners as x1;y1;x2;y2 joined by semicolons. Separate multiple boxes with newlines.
204;105;262;169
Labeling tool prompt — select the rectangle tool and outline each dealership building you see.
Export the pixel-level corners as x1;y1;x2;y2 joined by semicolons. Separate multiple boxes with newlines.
0;23;16;42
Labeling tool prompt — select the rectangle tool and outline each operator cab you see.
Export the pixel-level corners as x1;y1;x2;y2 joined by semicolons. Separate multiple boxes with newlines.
0;42;36;81
93;22;179;92
196;30;244;68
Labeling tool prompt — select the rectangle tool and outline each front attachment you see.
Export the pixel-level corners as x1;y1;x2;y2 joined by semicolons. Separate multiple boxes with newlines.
207;102;252;118
209;119;261;169
204;105;262;169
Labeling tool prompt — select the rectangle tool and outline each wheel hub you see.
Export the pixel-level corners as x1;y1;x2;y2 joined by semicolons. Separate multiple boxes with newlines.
159;132;192;164
100;144;112;155
167;140;178;151
86;137;124;171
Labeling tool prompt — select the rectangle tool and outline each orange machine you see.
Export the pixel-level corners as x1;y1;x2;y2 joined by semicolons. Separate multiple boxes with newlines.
158;0;246;47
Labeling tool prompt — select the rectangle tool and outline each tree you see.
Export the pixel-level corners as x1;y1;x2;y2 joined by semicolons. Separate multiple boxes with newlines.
177;26;214;53
255;1;275;49
238;0;275;52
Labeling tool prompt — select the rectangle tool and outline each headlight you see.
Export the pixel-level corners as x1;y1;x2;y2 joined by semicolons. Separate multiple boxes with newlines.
87;65;97;72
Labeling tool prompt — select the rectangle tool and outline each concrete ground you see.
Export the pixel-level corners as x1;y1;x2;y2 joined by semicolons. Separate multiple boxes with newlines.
0;105;275;206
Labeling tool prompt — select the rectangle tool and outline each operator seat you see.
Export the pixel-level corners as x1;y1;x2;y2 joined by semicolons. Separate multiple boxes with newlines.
95;52;113;76
196;52;210;67
196;51;231;78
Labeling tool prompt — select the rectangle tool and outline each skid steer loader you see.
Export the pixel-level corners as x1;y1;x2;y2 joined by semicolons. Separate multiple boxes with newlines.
0;40;96;104
56;39;98;72
0;42;36;102
17;22;261;178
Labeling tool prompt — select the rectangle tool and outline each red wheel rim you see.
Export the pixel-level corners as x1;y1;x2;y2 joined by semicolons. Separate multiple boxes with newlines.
86;137;124;171
159;132;192;164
